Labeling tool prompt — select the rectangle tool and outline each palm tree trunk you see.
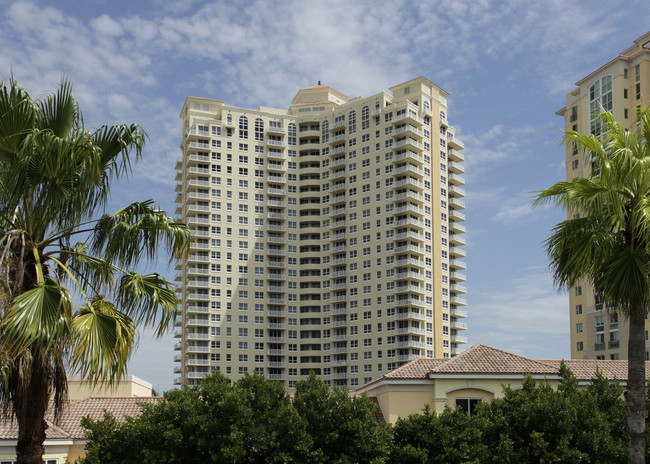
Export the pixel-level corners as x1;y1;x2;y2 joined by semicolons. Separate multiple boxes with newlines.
627;310;646;464
15;349;51;464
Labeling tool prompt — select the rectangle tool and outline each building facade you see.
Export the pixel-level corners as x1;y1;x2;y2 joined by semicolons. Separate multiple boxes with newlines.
174;77;467;390
557;32;650;360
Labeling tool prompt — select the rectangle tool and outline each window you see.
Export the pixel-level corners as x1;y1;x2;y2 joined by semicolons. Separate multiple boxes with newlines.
455;398;482;415
589;75;612;136
576;323;583;333
577;341;584;352
239;116;248;139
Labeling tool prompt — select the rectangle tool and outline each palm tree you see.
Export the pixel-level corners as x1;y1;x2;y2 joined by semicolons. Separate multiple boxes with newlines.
0;77;190;464
535;109;650;463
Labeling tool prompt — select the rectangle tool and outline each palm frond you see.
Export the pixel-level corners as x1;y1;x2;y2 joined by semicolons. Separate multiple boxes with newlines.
91;200;191;267
117;271;178;337
70;298;135;383
1;276;72;356
37;77;76;138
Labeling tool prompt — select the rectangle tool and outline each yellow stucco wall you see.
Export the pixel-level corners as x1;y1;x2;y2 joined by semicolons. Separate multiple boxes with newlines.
365;376;565;422
67;375;152;400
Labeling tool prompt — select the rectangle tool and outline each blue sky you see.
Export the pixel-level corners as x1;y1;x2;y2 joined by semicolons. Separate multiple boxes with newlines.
1;0;648;392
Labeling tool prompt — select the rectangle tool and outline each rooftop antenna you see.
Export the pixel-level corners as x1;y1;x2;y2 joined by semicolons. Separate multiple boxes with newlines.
318;80;321;85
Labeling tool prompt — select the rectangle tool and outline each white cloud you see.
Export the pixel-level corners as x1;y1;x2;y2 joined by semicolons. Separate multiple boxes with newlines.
467;267;570;359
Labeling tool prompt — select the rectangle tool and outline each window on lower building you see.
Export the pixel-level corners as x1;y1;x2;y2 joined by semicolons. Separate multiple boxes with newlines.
455;398;482;415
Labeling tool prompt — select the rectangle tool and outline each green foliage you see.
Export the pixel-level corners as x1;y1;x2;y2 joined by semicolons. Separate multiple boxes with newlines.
293;373;392;463
81;372;392;464
392;365;629;464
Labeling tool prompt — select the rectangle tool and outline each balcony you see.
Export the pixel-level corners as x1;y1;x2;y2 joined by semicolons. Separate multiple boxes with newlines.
267;349;286;355
267;125;286;135
449;210;466;222
449;259;467;270
394;150;424;164
450;320;468;330
397;354;420;362
396;327;426;335
267;139;286;147
448;136;464;150
449;222;466;234
268;187;286;195
449;234;466;246
267;374;287;381
448;185;465;197
450;272;467;282
267;322;287;329
448;149;464;162
450;335;468;344
449;246;466;258
267;175;286;183
450;284;467;294
594;343;606;351
448;174;465;186
267;163;287;172
393;311;426;321
448;161;464;174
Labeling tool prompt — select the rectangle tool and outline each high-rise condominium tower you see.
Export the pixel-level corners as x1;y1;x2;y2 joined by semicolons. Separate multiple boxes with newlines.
174;77;467;390
557;32;650;361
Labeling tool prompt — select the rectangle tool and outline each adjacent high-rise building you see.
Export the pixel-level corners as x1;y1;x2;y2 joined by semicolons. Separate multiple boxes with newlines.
173;77;467;390
557;32;650;360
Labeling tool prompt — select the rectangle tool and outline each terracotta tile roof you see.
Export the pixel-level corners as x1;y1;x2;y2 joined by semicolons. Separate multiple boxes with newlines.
368;397;385;423
354;345;650;392
385;358;447;379
543;359;650;381
0;396;160;440
430;345;559;375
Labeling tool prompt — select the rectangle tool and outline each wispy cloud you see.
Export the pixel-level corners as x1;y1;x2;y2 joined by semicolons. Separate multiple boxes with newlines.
467;267;569;359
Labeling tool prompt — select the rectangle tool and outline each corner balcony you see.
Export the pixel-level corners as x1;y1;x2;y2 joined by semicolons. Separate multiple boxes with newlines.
450;308;467;318
449;222;466;234
266;139;287;148
450;271;467;282
450;320;468;330
448;149;464;162
448;136;464;150
450;284;467;294
449;246;466;258
448;185;465;197
451;335;468;344
450;296;467;306
448;174;465;186
448;161;464;174
449;197;465;209
449;210;466;222
449;234;466;246
449;259;467;270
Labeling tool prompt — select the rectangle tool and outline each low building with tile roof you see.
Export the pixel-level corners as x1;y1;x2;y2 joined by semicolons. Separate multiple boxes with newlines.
0;378;157;463
354;344;650;423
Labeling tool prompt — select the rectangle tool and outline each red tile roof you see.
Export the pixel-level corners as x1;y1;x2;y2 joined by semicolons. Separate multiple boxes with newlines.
430;345;559;375
354;345;650;392
0;396;160;440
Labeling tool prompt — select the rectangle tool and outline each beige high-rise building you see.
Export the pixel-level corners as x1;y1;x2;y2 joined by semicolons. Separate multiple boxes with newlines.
557;32;650;361
173;77;467;390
